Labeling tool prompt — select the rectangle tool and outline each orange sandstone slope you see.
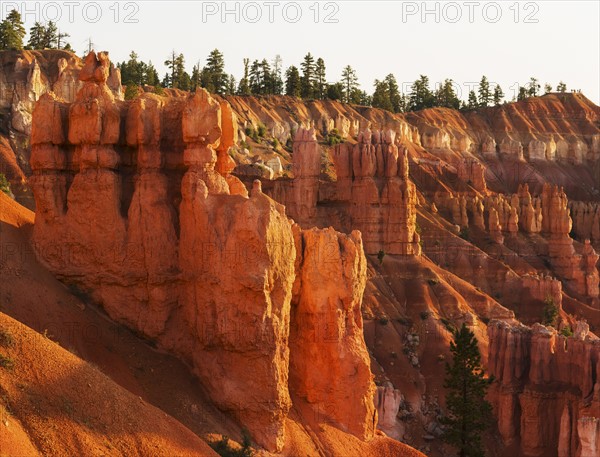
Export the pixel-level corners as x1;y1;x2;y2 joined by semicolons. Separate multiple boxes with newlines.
0;312;220;457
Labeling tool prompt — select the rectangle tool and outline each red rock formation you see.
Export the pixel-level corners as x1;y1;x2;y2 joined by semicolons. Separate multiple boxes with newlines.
289;226;375;439
29;52;381;453
488;320;600;457
457;158;487;192
331;130;421;255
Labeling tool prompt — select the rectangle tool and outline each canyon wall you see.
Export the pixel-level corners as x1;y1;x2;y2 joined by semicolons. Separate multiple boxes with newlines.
488;320;600;457
28;52;378;453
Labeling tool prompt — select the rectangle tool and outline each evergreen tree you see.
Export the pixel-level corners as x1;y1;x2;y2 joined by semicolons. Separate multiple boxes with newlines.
285;65;301;97
249;59;262;95
341;65;359;104
478;76;491;107
493;84;504;105
517;86;528;101
442;324;493;457
0;9;26;50
163;52;188;89
259;58;273;94
43;21;58;48
314;58;326;100
238;58;251;95
204;49;227;95
326;82;343;101
300;52;316;99
435;79;460;110
372;79;392;111
556;81;567;93
466;90;479;109
528;77;540;97
27;22;47;49
191;63;201;91
544;83;553;94
408;75;434;111
385;74;403;113
227;75;236;95
271;55;284;95
146;61;159;86
56;28;70;49
352;89;371;106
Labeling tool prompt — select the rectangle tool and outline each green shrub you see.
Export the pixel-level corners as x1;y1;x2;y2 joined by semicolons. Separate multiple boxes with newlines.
272;138;280;149
257;123;267;138
210;432;254;457
0;354;14;371
0;329;14;348
420;311;431;320
542;296;559;327
379;317;389;326
560;326;573;337
0;173;11;196
458;227;470;241
124;85;139;100
326;128;344;146
427;278;439;286
152;85;165;96
377;250;385;265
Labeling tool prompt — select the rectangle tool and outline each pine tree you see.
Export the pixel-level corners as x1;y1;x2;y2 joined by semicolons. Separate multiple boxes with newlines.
56;29;70;50
204;49;227;95
517;86;528;101
544;83;552;94
249;60;262;95
528;77;540;97
314;58;326;100
259;59;273;94
146;62;159;86
493;85;504;105
43;21;58;48
478;76;491;107
300;53;316;99
442;324;493;457
163;50;179;88
408;75;434;111
372;79;393;111
556;81;567;93
0;10;26;50
191;63;201;91
385;74;403;113
271;55;284;95
466;90;479;109
435;79;460;110
27;22;47;49
341;65;358;104
238;58;251;95
326;82;343;101
227;75;236;95
285;65;301;97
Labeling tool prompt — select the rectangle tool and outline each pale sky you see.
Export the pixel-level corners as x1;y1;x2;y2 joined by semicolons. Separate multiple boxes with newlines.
3;1;599;103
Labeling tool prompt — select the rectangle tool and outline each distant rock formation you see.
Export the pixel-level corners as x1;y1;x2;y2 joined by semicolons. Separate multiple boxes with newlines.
488;320;600;457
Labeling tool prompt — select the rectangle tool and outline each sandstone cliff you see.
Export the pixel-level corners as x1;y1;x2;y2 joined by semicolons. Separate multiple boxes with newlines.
27;51;407;456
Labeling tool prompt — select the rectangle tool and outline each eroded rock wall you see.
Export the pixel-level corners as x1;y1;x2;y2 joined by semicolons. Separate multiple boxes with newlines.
29;52;377;452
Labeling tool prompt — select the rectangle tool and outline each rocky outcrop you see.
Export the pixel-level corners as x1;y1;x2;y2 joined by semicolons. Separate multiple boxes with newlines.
488;321;600;457
0;50;122;208
29;52;379;453
290;227;375;439
275;128;421;256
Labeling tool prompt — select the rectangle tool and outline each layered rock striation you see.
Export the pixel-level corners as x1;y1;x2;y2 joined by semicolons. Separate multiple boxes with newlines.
488;320;600;457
